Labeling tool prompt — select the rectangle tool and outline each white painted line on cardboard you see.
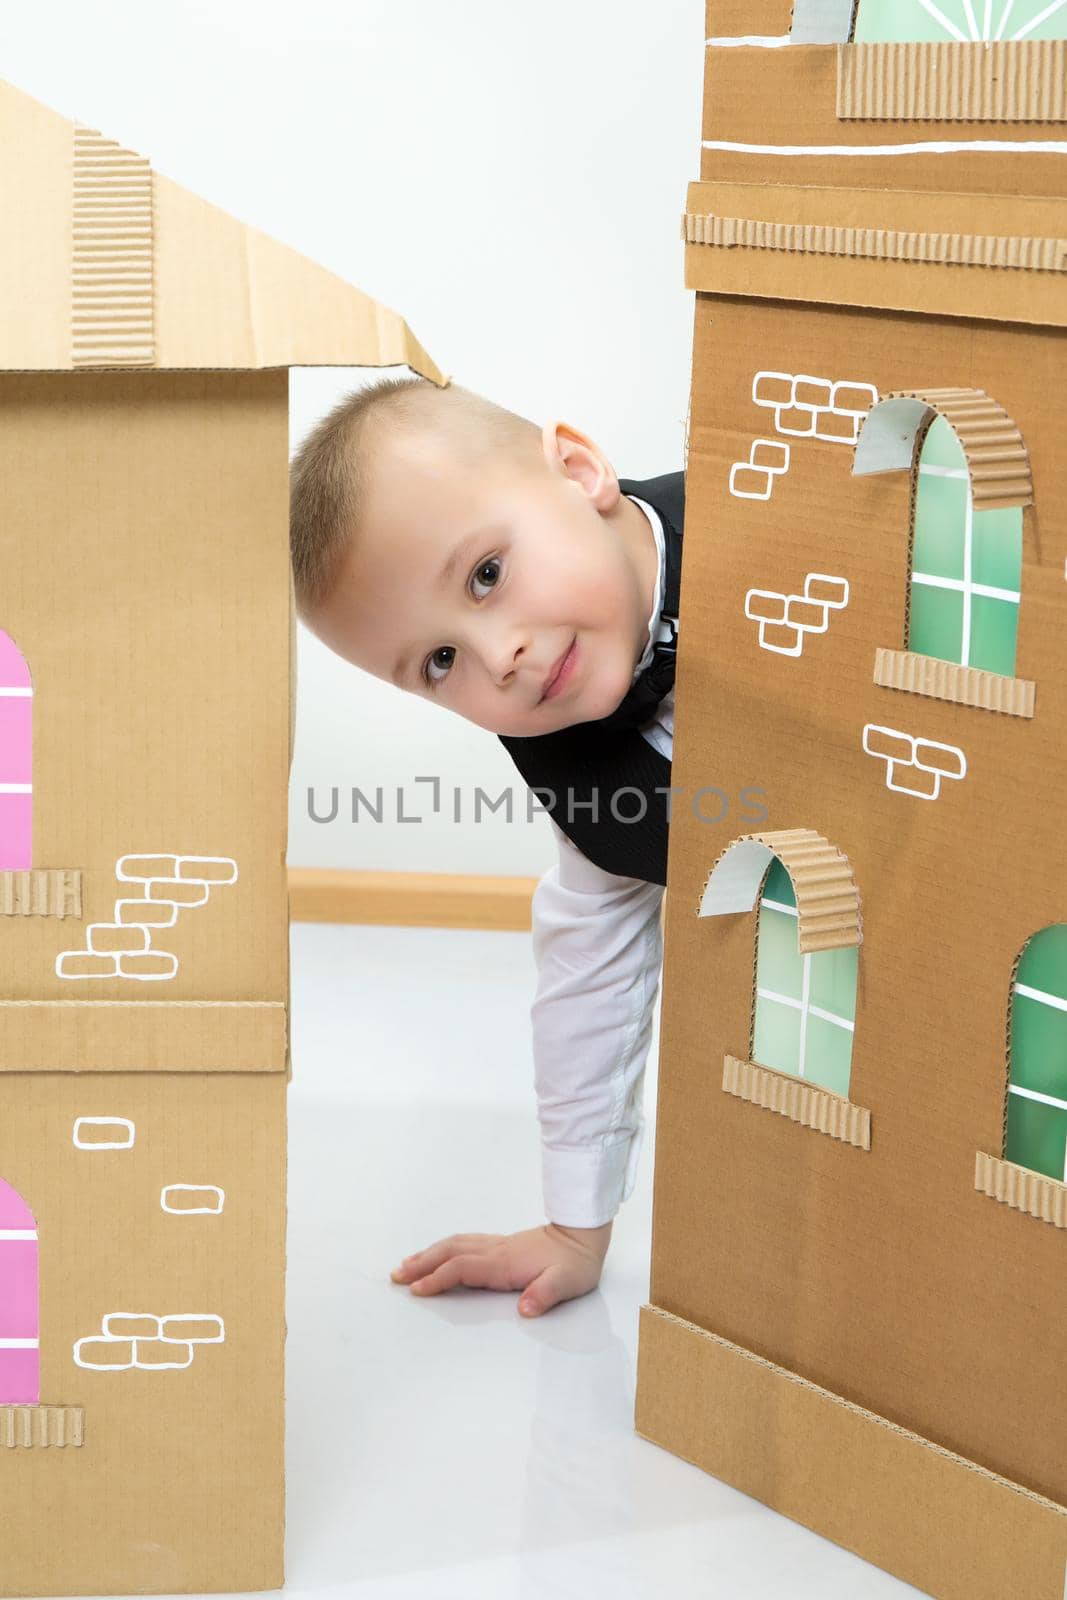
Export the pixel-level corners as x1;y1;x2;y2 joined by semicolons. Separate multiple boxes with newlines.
703;139;1067;155
706;35;792;46
161;1185;225;1214
0;999;282;1006
73;1116;135;1150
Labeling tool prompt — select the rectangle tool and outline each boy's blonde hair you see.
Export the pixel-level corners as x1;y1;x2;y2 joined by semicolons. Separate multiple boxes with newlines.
288;375;540;614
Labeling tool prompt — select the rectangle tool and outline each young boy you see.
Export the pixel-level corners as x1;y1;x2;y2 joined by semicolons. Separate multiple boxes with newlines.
289;376;682;1318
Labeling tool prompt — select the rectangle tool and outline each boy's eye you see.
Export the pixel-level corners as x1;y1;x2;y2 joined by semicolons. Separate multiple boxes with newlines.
421;557;503;690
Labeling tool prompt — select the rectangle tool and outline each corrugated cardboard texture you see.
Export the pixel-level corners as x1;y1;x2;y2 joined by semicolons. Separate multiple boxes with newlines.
722;1053;872;1148
684;181;1067;326
684;208;1067;272
975;1150;1067;1227
0;1405;84;1447
854;386;1032;508
0;1072;286;1594
838;40;1067;124
698;826;861;951
636;1304;1067;1600
0;871;82;917
72;125;154;367
0;78;444;381
873;646;1035;717
651;294;1067;1509
0;370;289;1076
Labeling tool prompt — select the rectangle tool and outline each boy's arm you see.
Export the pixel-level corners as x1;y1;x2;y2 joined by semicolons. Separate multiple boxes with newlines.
392;818;664;1316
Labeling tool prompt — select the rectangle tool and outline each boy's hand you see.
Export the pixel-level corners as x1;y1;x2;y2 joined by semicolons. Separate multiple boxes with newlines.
390;1221;613;1317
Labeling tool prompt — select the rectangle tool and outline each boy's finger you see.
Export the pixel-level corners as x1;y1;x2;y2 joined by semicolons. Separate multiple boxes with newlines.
410;1253;498;1296
518;1265;570;1318
391;1234;490;1280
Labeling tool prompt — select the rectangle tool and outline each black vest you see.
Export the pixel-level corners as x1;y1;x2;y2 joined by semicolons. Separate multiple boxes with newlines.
498;471;684;886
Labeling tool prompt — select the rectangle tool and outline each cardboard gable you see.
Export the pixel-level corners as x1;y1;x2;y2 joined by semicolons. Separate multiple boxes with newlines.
0;77;443;1598
636;6;1067;1600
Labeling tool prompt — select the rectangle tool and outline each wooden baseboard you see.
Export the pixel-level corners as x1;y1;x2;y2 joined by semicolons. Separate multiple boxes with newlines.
287;868;538;931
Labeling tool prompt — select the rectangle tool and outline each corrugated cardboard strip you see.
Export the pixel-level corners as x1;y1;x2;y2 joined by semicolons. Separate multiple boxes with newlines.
0;870;81;917
72;125;154;367
683;210;1067;272
0;1406;84;1448
975;1152;1066;1229
722;1053;872;1149
854;387;1032;510
699;827;862;954
873;648;1035;719
838;41;1067;124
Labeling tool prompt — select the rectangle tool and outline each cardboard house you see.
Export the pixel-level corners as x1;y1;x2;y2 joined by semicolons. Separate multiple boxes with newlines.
636;4;1067;1598
0;78;442;1597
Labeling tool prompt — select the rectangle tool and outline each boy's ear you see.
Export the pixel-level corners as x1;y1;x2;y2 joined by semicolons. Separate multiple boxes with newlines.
541;419;621;514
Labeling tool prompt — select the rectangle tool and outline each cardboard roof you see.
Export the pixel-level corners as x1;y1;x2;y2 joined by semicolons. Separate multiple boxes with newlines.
0;77;445;380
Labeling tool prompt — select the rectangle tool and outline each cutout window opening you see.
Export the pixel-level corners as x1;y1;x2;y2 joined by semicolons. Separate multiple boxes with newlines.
751;857;859;1097
0;1177;39;1405
0;628;32;870
1005;923;1067;1183
852;0;1067;43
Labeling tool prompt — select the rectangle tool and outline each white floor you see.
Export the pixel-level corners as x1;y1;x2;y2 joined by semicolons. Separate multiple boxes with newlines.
276;920;923;1600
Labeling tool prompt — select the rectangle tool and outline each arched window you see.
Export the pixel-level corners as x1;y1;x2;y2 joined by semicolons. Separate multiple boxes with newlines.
0;1177;39;1405
909;416;1023;678
752;857;859;1097
0;628;32;870
853;1;1067;42
1005;924;1067;1183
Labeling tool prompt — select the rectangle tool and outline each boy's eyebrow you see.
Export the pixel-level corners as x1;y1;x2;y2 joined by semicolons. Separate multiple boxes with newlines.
390;529;486;686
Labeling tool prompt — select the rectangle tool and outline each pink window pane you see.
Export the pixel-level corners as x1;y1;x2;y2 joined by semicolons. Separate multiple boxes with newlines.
0;1177;39;1404
0;629;31;870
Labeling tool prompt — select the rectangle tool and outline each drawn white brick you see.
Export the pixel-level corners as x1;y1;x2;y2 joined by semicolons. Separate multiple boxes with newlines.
116;951;178;980
161;1185;225;1215
103;1313;161;1339
745;589;788;625
115;897;178;928
785;596;830;632
146;878;209;907
752;371;794;409
87;922;150;954
759;621;803;655
160;1315;224;1345
74;1337;134;1370
730;464;777;501
775;406;818;438
863;724;914;764
804;574;849;608
117;855;180;882
793;376;833;410
133;1339;194;1370
888;762;940;800
830;381;878;415
177;857;237;884
812;408;860;444
914;740;966;780
73;1117;135;1150
56;952;119;979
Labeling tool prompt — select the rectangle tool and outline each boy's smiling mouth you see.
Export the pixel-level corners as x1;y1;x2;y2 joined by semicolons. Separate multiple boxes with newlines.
539;637;578;704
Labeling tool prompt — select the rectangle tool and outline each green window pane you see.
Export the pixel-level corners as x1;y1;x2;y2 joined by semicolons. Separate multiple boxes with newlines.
971;505;1023;592
753;996;801;1077
762;856;796;908
968;593;1019;676
854;1;1067;43
918;416;967;471
808;944;859;1023
908;581;963;662
803;1014;854;1097
755;905;803;1001
1005;1094;1067;1184
913;473;968;581
1009;992;1067;1101
1016;924;1067;1002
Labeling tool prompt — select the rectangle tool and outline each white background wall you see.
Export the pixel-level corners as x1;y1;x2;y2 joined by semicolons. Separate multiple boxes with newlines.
6;0;703;874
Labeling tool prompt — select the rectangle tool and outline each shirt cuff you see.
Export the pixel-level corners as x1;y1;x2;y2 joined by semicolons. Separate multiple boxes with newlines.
542;1121;647;1229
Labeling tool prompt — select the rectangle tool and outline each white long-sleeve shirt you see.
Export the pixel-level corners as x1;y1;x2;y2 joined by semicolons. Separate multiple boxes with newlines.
530;494;675;1228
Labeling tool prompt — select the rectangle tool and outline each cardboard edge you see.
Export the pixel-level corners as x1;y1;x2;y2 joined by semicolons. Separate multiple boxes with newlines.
722;1052;871;1149
635;1303;1067;1600
873;647;1035;718
975;1151;1067;1228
